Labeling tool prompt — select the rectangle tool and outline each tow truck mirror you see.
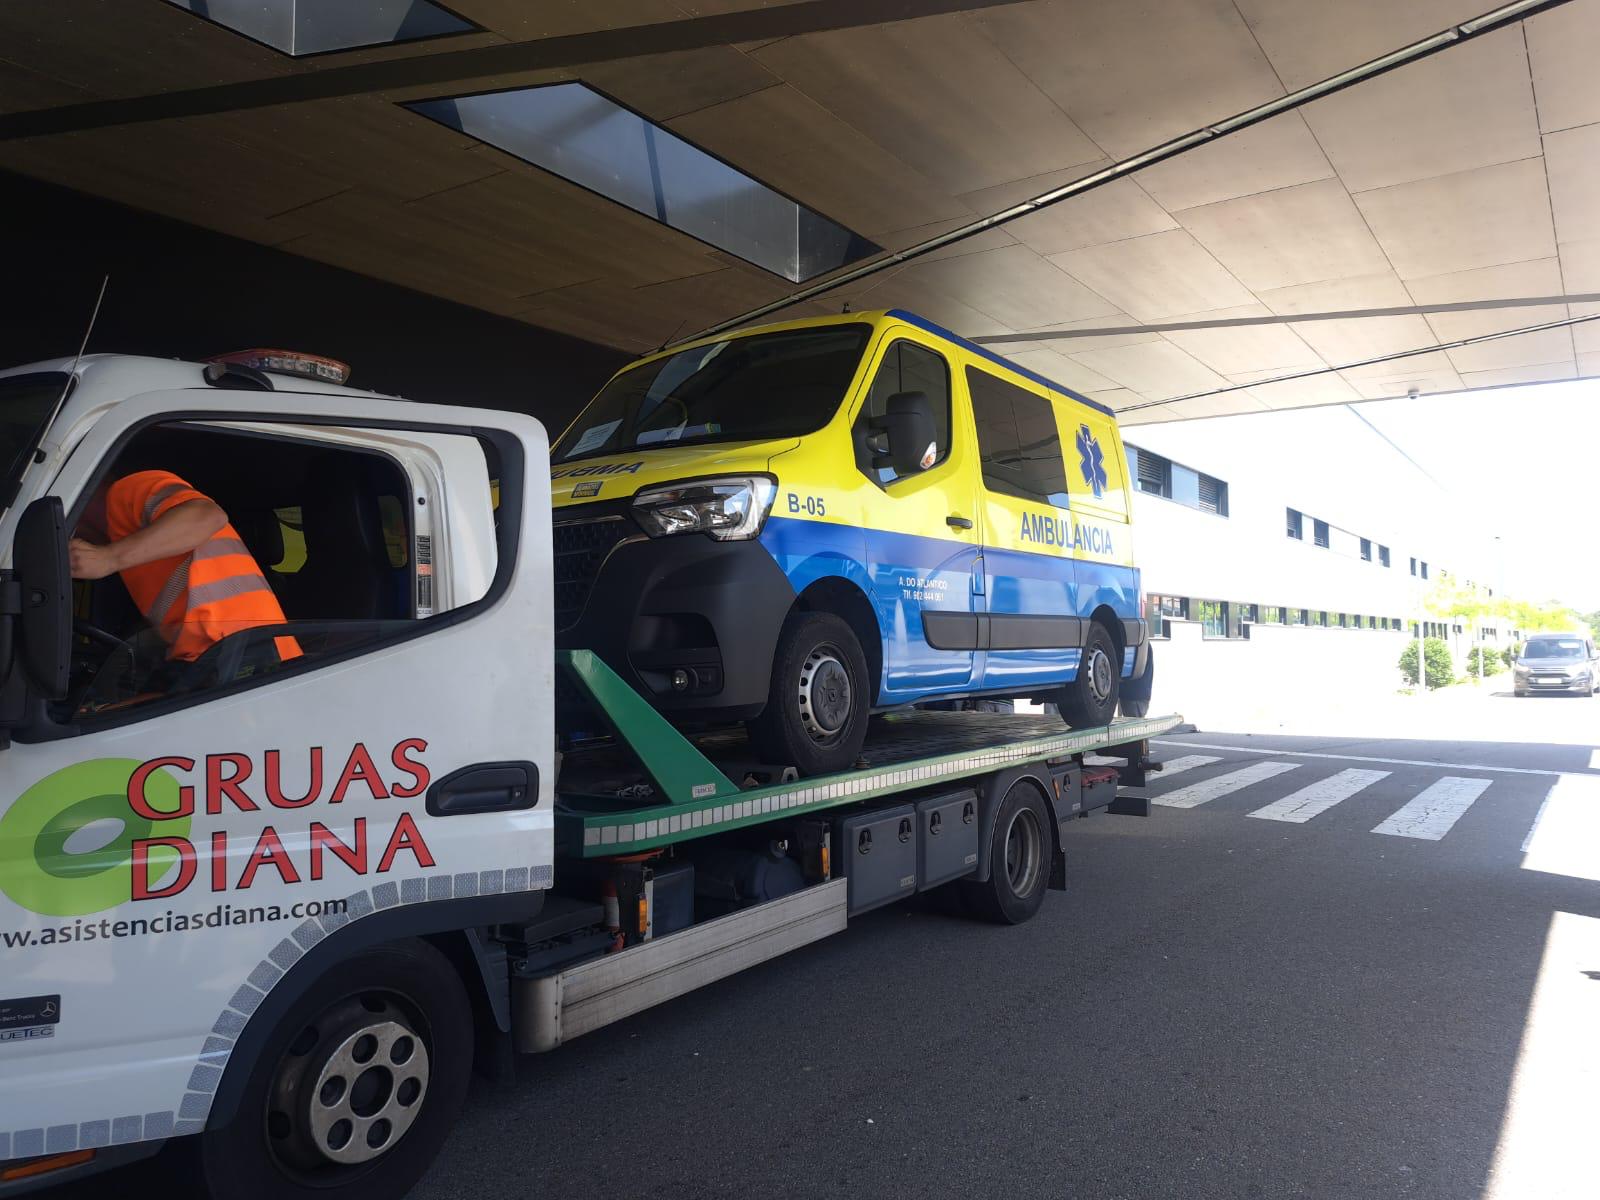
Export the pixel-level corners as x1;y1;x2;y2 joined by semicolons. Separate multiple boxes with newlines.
11;496;71;699
870;390;937;476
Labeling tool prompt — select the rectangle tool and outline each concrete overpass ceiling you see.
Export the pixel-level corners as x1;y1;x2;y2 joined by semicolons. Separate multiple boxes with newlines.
1;0;1596;420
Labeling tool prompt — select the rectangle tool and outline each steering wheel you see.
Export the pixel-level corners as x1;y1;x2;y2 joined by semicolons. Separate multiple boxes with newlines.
68;617;138;708
74;617;133;656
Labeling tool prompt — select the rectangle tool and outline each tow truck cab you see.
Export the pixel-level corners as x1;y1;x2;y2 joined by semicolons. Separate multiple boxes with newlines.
0;353;555;1198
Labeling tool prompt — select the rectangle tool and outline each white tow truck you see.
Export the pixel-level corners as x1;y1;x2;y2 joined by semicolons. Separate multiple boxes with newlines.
0;352;1176;1198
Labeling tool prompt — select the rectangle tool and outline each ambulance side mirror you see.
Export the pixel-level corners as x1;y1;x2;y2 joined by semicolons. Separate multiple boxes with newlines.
10;496;71;700
870;390;937;476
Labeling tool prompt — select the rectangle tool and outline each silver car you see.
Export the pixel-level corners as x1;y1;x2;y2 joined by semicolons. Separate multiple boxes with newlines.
1513;633;1600;697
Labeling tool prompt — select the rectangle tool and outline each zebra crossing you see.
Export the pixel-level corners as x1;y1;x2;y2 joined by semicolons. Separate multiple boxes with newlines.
1137;744;1548;846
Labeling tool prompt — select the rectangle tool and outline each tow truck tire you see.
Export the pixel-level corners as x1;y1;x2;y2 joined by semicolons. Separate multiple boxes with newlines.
194;938;472;1200
749;610;871;776
961;782;1052;925
1054;621;1120;729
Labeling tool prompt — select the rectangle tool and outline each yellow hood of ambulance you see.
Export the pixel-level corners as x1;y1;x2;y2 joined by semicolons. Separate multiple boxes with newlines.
549;438;799;508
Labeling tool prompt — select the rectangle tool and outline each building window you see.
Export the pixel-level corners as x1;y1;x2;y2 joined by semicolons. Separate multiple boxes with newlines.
1131;446;1172;498
1286;508;1303;539
1379;545;1391;567
1421;561;1429;580
162;0;475;56
1195;599;1228;638
1410;557;1417;576
1260;605;1283;624
406;83;879;283
1360;538;1372;561
1313;519;1330;548
967;368;1070;510
1145;594;1186;637
1127;444;1228;517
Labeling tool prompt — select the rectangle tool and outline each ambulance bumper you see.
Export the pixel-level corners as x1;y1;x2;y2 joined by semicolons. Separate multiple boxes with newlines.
557;531;796;726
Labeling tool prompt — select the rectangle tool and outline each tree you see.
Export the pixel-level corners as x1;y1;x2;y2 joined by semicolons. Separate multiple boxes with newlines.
1400;638;1453;689
1465;646;1503;676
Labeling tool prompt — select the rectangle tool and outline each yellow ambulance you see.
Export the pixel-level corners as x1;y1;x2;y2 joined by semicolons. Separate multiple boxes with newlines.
550;309;1150;773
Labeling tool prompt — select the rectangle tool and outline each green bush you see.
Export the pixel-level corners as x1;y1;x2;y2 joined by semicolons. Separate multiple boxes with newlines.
1465;646;1503;676
1501;643;1520;667
1400;638;1454;689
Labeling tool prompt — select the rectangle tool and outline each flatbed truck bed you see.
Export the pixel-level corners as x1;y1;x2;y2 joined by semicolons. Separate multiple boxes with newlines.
510;650;1183;1051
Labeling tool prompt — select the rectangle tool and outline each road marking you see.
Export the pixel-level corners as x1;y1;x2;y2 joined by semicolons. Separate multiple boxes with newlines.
1521;774;1600;883
1372;776;1492;840
1154;739;1566;777
1150;753;1221;778
1248;768;1390;823
1153;761;1300;809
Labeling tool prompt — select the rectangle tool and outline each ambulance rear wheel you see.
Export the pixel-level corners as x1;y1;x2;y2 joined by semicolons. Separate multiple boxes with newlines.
749;610;870;776
195;938;472;1200
1054;621;1120;729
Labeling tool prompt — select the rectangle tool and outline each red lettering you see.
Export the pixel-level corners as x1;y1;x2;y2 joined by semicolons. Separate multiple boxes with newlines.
205;753;258;814
126;757;195;821
236;826;301;889
210;830;227;892
131;836;196;900
265;747;323;809
376;812;435;873
308;819;367;880
390;738;430;799
330;743;389;804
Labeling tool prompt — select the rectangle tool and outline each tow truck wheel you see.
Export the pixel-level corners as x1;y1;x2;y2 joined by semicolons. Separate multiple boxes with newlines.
749;610;870;776
195;939;472;1200
1054;621;1121;729
961;782;1052;925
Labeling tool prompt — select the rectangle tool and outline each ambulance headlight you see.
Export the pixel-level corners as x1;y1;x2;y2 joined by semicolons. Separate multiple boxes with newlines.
632;476;776;541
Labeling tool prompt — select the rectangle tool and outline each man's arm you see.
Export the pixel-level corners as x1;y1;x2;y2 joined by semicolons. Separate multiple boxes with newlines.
71;498;228;580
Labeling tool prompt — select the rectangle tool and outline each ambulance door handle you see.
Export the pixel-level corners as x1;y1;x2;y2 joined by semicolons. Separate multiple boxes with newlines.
946;515;973;530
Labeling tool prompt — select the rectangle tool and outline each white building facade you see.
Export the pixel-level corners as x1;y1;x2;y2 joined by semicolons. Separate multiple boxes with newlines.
1121;406;1507;717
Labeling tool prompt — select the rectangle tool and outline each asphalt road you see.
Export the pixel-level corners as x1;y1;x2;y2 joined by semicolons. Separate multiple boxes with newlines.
52;707;1600;1199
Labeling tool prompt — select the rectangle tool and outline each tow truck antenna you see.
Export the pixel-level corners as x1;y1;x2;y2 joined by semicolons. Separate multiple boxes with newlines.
39;275;108;458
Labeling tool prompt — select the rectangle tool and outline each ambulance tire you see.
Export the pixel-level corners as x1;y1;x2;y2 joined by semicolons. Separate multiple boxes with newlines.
1054;621;1120;729
749;610;871;776
1120;645;1153;718
194;938;472;1200
961;781;1051;925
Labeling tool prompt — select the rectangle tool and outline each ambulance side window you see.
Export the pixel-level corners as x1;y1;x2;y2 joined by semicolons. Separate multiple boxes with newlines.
853;341;951;484
966;367;1070;510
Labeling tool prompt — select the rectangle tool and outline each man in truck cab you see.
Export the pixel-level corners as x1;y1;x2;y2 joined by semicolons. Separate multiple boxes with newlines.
69;468;301;677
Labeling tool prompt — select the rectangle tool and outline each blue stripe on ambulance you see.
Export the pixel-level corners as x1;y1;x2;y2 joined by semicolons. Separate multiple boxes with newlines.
759;516;1139;704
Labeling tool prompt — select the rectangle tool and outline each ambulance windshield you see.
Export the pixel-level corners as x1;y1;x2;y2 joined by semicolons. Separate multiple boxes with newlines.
0;372;67;508
553;325;871;462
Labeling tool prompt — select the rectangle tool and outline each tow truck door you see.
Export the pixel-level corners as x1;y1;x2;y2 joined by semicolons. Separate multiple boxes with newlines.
0;388;553;1146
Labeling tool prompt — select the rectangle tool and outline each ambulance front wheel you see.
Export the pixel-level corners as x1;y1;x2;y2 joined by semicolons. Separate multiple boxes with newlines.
195;938;472;1200
1054;621;1121;729
748;610;871;776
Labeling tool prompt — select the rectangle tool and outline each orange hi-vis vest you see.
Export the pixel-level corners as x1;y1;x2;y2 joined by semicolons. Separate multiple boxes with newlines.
106;470;301;663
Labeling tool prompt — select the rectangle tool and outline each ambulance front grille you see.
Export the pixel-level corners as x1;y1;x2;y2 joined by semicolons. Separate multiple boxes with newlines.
552;516;631;630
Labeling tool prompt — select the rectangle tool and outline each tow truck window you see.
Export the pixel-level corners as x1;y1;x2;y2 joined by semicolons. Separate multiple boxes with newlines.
48;420;493;727
553;325;871;463
0;371;66;503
